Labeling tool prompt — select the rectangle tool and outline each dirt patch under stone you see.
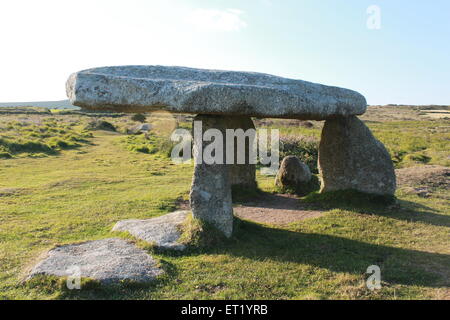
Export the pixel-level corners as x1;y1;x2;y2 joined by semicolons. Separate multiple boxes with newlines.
234;193;324;226
396;165;450;197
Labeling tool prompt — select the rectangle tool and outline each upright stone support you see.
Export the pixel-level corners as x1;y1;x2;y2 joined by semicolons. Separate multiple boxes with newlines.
318;115;396;195
224;116;257;190
189;115;233;237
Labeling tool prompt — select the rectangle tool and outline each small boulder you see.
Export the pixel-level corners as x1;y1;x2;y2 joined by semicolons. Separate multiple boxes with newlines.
275;156;313;195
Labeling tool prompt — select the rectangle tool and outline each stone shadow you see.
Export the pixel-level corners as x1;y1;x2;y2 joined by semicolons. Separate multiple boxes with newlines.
234;190;449;228
302;191;450;228
234;192;321;211
218;219;450;288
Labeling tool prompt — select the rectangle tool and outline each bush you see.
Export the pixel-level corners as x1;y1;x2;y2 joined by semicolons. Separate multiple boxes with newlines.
84;120;116;132
279;134;319;173
131;113;146;123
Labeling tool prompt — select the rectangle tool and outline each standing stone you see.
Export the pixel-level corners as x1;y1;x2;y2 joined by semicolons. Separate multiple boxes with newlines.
318;116;396;195
190;115;233;237
275;156;312;195
224;116;257;190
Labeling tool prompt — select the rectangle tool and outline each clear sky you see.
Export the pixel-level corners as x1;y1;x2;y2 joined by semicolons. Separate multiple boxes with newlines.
0;0;449;105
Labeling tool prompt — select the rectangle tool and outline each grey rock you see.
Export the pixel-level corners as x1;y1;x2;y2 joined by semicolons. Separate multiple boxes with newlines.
224;116;257;189
127;123;152;135
28;238;163;283
66;65;367;120
190;115;233;237
318;116;396;195
275;156;313;195
112;211;190;250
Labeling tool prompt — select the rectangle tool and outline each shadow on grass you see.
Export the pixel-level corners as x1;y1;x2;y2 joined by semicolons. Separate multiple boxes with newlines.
32;189;449;299
34;217;449;299
219;219;450;288
303;190;450;228
155;217;449;289
234;192;324;213
234;189;449;228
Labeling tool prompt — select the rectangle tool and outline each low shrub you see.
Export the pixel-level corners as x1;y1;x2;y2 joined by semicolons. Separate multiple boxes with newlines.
84;120;116;132
279;134;319;173
131;113;146;123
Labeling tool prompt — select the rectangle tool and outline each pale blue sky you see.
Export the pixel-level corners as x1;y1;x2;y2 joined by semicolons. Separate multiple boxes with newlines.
0;0;449;105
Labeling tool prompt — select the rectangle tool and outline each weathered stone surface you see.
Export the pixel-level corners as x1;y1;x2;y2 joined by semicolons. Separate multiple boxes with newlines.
112;211;189;250
275;156;312;195
190;115;233;237
28;238;163;283
319;116;396;195
66;65;367;120
224;116;257;189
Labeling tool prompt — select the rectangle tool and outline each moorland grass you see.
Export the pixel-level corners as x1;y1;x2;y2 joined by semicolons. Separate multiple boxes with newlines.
0;112;449;300
0;118;92;158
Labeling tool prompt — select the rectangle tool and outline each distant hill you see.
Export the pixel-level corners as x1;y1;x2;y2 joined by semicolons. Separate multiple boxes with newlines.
0;100;78;109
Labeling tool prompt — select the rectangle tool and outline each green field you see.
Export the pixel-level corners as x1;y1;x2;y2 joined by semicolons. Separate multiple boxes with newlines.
0;107;449;300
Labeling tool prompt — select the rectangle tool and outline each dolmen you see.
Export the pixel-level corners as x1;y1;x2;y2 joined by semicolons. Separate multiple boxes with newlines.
67;65;396;238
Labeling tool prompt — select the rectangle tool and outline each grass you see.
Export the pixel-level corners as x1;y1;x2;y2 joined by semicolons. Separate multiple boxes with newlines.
0;109;449;300
178;213;230;250
121;133;173;157
0;117;92;158
259;118;450;169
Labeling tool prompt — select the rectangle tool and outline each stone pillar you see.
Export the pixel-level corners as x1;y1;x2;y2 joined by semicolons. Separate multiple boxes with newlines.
224;116;257;190
318;115;396;195
189;114;233;237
